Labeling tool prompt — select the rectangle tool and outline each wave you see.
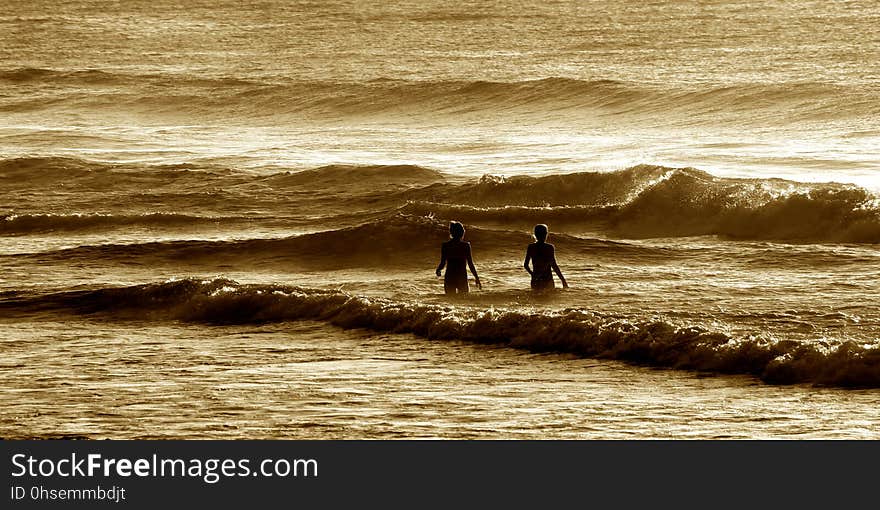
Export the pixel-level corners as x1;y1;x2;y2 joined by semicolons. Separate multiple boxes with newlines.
407;166;880;243
0;156;443;191
0;156;237;186
401;201;617;228
0;212;250;234
5;156;879;244
0;155;100;181
2;69;874;123
13;214;654;268
609;170;880;242
0;67;121;85
8;214;452;268
0;67;256;88
4;277;878;388
408;165;671;207
259;164;445;189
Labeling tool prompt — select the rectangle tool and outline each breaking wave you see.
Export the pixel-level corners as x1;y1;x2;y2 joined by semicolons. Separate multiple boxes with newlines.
4;277;878;388
409;166;880;243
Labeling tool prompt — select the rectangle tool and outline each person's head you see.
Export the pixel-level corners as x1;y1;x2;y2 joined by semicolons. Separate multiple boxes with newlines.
533;224;548;242
449;221;465;240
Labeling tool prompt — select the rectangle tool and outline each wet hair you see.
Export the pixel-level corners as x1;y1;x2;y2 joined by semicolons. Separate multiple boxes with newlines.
533;224;548;242
449;221;465;240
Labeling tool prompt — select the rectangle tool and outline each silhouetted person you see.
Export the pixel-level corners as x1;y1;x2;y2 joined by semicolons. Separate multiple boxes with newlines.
524;224;568;292
436;221;481;294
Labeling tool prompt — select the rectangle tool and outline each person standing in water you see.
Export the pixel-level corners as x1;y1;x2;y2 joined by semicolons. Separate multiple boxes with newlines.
436;221;481;294
524;223;568;292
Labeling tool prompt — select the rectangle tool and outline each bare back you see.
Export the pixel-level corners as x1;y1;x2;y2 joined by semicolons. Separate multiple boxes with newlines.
527;242;556;282
442;239;470;277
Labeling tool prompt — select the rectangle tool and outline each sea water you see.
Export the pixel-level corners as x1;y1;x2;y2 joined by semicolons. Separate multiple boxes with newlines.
1;0;878;438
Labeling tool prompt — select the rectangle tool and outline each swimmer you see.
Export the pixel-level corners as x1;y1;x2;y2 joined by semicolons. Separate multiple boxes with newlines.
436;221;482;294
523;223;568;292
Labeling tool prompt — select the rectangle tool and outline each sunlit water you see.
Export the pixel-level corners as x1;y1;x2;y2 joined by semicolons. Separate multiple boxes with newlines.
3;320;877;439
1;0;879;438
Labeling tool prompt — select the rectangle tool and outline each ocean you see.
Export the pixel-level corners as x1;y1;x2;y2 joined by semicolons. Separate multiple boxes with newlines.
1;0;878;439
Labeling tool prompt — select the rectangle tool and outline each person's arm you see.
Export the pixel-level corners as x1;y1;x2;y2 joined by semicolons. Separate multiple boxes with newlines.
466;243;482;289
550;246;568;288
436;244;447;277
523;245;533;276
